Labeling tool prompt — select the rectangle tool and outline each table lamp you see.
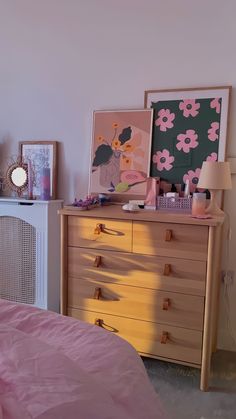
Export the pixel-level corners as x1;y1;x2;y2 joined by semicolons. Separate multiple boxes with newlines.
197;161;232;215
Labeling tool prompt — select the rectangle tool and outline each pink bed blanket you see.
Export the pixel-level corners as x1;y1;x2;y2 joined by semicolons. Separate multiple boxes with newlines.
0;299;165;419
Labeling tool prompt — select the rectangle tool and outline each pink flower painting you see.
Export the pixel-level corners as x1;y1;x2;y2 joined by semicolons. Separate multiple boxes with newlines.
179;99;200;118
176;129;199;153
206;152;218;162
208;122;219;141
183;168;201;193
152;149;175;171
155;109;175;132
210;98;221;114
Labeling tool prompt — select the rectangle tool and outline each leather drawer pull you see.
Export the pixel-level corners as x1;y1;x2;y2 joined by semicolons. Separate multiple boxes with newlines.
94;318;103;327
94;318;118;333
161;331;169;344
165;229;172;241
93;287;102;300
94;223;104;235
93;287;119;302
162;298;171;310
163;264;171;276
93;255;102;267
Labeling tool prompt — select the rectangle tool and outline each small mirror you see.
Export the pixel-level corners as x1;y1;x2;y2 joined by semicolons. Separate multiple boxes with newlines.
5;159;28;197
11;167;27;187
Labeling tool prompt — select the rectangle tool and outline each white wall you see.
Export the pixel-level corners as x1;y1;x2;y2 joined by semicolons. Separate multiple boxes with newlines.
0;0;235;350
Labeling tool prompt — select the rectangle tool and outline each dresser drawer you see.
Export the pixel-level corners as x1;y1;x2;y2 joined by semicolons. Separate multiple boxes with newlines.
68;278;204;330
68;247;206;296
133;221;208;261
68;216;132;252
68;308;202;365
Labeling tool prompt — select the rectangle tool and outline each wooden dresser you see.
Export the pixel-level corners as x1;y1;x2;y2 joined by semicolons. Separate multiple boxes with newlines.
59;205;224;391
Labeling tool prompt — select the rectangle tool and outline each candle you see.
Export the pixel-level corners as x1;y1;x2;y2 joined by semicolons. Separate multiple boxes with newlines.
192;193;206;216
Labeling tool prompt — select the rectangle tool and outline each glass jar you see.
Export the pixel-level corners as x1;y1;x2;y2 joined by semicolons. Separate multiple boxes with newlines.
192;193;206;216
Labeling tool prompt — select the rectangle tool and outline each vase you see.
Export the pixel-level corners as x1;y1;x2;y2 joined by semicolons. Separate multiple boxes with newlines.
99;153;120;188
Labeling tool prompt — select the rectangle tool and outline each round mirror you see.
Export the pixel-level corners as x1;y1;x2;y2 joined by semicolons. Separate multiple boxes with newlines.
11;167;27;187
5;159;28;197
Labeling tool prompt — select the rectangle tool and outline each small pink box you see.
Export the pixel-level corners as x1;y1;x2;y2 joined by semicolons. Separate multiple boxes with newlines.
145;177;160;209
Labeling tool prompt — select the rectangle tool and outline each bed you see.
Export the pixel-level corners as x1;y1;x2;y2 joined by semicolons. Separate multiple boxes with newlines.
0;299;165;419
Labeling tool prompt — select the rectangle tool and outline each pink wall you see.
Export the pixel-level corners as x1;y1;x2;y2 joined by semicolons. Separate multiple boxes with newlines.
0;0;236;350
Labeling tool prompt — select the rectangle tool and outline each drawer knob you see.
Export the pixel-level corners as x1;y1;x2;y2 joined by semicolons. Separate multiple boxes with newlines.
93;287;102;300
162;298;171;310
94;223;103;235
94;318;103;327
165;229;172;241
161;331;169;344
93;255;102;267
163;264;171;276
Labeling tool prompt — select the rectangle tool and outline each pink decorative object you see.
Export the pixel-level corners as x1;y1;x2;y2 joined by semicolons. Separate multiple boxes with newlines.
155;108;175;132
192;193;206;216
179;99;200;117
208;122;220;141
145;177;160;208
206;152;218;162
40;167;51;200
90;109;153;197
176;129;199;153
210;98;221;114
152;149;175;171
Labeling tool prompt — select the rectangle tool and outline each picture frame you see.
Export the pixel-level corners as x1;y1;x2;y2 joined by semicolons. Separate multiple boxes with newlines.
89;109;153;199
144;86;231;192
19;141;58;199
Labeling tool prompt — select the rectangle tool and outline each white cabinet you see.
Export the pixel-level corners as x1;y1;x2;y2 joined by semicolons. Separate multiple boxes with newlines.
0;198;63;312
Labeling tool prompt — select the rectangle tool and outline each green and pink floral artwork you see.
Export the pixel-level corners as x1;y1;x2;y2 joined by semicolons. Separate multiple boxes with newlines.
89;110;153;196
145;87;230;192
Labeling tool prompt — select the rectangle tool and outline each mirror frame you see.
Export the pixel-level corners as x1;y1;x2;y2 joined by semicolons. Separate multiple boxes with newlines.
5;159;28;197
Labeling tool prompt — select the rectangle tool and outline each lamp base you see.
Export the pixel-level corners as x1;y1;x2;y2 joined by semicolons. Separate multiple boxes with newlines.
205;189;224;216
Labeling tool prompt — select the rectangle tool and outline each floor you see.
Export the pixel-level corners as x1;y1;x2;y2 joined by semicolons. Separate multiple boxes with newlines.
143;351;236;419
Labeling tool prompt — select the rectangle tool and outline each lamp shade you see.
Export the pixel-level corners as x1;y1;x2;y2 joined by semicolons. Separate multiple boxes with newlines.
197;161;232;190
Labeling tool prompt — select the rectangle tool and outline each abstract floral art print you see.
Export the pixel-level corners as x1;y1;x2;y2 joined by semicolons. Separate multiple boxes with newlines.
89;109;153;197
19;141;58;199
145;86;231;192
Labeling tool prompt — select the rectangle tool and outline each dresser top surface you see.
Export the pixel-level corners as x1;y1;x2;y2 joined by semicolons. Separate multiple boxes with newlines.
59;205;223;226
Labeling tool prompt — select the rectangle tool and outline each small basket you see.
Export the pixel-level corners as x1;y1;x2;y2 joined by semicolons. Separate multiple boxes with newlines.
157;196;192;212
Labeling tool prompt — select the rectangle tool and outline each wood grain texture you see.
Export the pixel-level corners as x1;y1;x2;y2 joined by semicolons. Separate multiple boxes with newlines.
59;205;223;227
68;215;132;252
200;226;215;391
68;277;204;330
133;221;208;261
60;215;68;315
68;247;207;296
69;308;202;365
211;224;223;352
60;206;224;391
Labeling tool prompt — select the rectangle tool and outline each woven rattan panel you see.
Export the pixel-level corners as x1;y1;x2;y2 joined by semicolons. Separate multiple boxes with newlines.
0;216;36;304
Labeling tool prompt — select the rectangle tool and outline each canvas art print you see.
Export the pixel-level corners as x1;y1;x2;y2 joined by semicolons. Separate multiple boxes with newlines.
89;109;153;196
145;87;230;192
19;141;57;199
